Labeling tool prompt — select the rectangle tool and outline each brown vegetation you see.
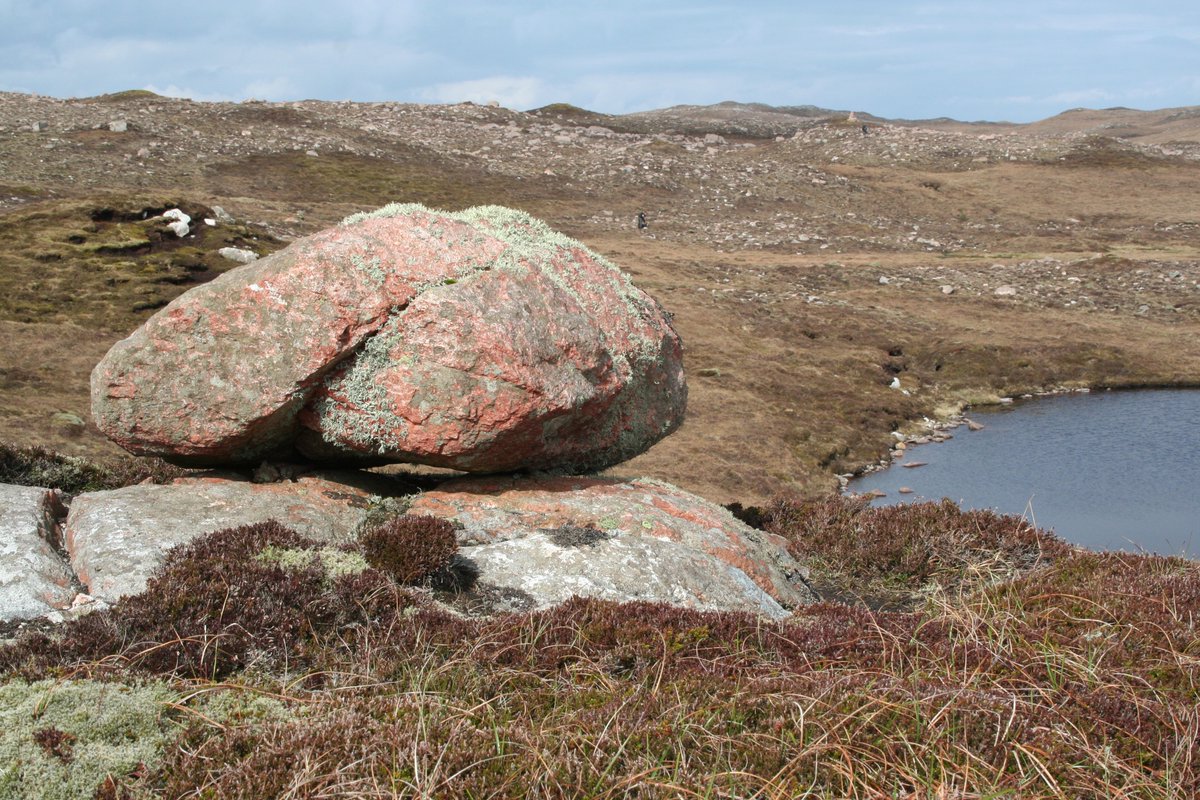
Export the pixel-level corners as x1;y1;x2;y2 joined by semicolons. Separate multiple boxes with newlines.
1;502;1196;798
359;514;462;587
0;440;182;495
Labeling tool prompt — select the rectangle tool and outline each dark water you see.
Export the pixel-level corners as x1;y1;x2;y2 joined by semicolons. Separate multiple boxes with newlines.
847;390;1200;556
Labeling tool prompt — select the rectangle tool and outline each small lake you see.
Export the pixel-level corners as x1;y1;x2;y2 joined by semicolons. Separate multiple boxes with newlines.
847;389;1200;556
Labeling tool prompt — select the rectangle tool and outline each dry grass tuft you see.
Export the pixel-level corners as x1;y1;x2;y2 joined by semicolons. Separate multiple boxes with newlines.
766;495;1071;607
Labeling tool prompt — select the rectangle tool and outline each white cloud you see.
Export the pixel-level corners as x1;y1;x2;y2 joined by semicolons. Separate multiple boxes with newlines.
141;84;235;103
241;77;303;102
1043;88;1116;107
416;76;546;110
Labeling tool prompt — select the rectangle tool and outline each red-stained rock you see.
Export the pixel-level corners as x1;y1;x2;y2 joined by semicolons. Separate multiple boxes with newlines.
407;475;814;618
91;205;685;473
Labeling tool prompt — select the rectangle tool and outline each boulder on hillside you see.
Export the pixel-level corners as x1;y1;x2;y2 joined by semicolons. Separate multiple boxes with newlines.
63;471;403;603
408;475;814;618
92;204;685;473
0;484;75;621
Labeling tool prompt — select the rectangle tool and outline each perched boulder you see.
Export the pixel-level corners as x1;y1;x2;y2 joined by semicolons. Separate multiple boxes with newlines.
0;484;75;621
63;471;398;602
408;475;814;618
92;205;685;473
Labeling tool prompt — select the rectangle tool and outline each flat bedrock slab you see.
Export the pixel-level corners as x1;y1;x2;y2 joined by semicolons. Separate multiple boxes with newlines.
408;475;814;619
0;483;75;621
92;205;686;473
63;471;396;603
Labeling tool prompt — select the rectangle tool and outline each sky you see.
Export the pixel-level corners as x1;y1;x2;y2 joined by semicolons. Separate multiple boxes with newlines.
1;1;1197;123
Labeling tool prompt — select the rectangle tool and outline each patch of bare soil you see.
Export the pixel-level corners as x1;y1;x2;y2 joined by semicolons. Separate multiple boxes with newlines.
1;92;1197;502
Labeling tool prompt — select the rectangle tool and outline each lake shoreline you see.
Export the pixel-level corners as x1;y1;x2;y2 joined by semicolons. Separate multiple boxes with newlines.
843;387;1200;556
841;385;1102;494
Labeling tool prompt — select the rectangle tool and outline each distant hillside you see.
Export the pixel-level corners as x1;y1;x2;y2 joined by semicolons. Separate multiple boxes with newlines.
527;100;1200;144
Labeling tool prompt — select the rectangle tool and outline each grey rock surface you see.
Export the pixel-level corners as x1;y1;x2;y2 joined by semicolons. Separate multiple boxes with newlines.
64;471;394;602
408;474;814;618
0;483;75;621
462;531;796;619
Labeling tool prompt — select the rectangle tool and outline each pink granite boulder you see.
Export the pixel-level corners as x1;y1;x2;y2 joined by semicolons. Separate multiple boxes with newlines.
91;205;686;472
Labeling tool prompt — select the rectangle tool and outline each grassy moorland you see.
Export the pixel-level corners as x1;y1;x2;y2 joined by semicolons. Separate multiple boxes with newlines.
1;93;1198;797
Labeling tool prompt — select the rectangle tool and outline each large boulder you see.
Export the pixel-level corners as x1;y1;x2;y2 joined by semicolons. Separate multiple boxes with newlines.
63;471;398;602
0;484;75;621
91;205;686;473
408;475;814;619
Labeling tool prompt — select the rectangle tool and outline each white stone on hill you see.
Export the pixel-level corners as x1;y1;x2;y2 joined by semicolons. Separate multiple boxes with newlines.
218;246;258;264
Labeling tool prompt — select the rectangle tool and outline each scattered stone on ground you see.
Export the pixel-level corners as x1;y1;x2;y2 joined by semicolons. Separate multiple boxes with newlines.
217;246;258;264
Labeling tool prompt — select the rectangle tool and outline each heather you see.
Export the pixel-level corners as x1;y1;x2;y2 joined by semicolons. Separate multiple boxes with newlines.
3;497;1196;798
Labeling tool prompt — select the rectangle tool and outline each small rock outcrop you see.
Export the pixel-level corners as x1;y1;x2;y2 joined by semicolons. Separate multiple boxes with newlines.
409;475;814;618
63;471;393;603
0;484;75;621
91;205;686;474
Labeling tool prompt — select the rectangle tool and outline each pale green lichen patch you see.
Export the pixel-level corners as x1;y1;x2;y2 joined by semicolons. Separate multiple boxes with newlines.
192;688;292;728
311;318;413;454
255;545;370;581
340;202;433;227
0;679;179;800
348;252;387;285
